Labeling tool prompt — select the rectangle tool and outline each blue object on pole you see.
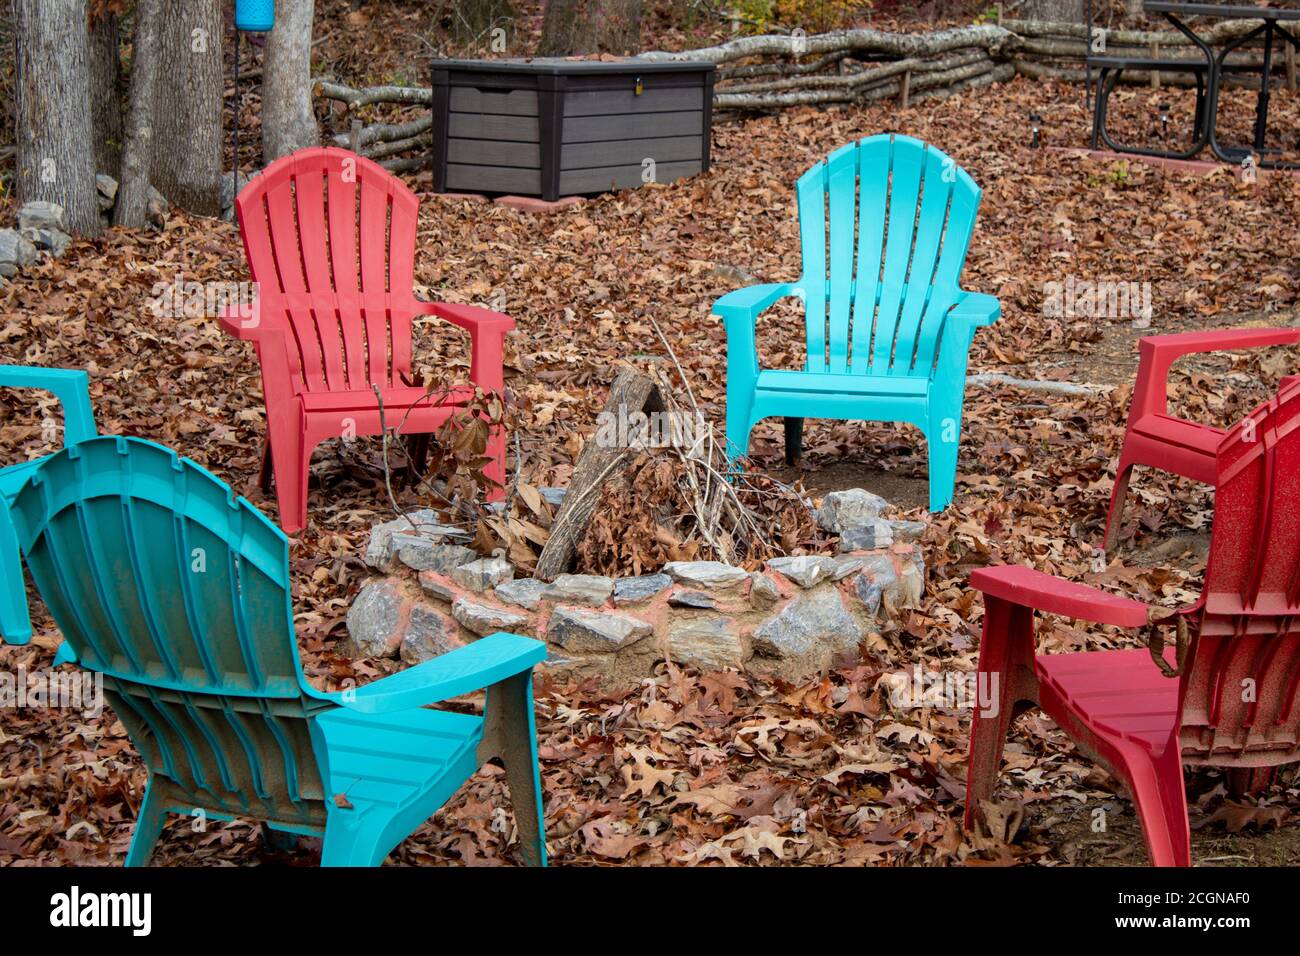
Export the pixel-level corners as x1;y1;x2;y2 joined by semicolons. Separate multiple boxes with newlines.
235;0;275;31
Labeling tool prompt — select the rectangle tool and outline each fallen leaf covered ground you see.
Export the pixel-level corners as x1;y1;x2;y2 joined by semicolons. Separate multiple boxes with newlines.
3;3;1300;866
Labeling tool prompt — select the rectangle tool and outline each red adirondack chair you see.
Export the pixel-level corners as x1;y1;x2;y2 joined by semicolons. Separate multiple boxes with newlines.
222;147;511;534
967;378;1300;866
1104;327;1300;551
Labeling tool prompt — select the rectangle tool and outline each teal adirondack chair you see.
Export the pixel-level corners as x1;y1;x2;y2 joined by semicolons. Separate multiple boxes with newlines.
10;435;548;866
715;134;1000;511
1;365;97;655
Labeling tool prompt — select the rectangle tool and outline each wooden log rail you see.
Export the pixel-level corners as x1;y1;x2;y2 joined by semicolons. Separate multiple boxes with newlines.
313;17;1291;169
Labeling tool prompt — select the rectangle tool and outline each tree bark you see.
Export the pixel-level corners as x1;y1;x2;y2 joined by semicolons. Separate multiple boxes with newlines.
151;0;222;216
115;0;163;228
14;0;101;236
537;0;641;56
263;0;318;163
1022;0;1084;23
451;0;516;50
88;5;123;179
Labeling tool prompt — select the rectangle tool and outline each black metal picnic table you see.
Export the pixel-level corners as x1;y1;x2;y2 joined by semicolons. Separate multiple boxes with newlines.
1090;2;1300;165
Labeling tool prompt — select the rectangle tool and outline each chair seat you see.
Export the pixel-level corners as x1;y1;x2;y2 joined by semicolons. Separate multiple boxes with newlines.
313;705;484;814
755;368;931;398
1036;648;1180;752
299;385;475;416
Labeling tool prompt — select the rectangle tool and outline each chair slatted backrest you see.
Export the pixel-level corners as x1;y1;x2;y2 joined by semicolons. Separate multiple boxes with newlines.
11;436;327;824
1182;381;1300;764
235;146;421;395
795;134;981;378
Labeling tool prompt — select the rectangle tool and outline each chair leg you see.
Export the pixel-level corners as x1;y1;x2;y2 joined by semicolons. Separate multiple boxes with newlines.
1103;458;1136;553
267;425;313;535
783;417;803;466
125;778;169;867
1123;742;1192;867
964;597;1039;829
320;816;390;867
405;432;431;481
258;439;274;493
1227;765;1276;797
926;416;961;512
0;510;32;644
724;400;754;469
483;424;507;503
261;822;300;852
479;670;547;866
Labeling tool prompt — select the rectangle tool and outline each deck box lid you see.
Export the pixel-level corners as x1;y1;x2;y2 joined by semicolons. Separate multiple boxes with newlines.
432;57;715;80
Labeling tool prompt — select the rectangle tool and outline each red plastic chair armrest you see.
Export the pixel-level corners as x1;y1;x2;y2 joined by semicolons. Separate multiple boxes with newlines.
1133;328;1300;419
970;564;1153;628
415;300;513;391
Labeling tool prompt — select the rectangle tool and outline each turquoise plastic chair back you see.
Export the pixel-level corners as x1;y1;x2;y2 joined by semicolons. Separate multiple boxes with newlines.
12;436;548;866
0;365;97;645
714;134;1000;510
796;134;979;377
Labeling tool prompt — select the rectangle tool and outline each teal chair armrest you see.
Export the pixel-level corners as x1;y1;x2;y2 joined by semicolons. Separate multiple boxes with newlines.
949;291;1001;328
311;631;547;714
0;366;97;445
712;282;802;323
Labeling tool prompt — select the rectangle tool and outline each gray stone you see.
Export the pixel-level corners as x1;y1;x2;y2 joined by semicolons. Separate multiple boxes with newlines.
766;555;835;588
345;578;408;659
749;573;780;609
548;606;652;654
0;229;38;273
663;560;748;590
494;577;549;611
816;488;891;533
542;573;613;606
400;603;467;664
887;519;927;543
96;173;118;211
830;556;866;580
417;571;458;603
18;200;66;232
540;486;567;507
451;597;529;637
852;554;899;616
668;617;743;669
668;589;716;610
753;588;864;669
394;534;475;573
836;519;894;552
451;556;513;592
613;573;671;606
20;226;72;257
854;575;883;616
364;509;469;569
897;561;925;608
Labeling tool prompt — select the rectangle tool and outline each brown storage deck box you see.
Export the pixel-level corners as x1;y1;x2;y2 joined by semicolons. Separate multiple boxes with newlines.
431;58;716;201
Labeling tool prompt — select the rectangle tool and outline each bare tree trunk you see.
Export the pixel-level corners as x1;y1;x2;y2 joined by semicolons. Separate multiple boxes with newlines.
115;0;163;228
151;0;222;216
263;0;318;163
88;5;123;179
537;0;641;56
452;0;516;51
14;0;101;236
1023;0;1084;23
